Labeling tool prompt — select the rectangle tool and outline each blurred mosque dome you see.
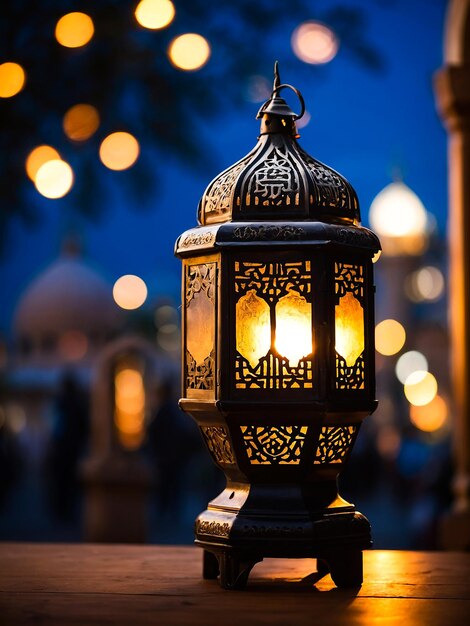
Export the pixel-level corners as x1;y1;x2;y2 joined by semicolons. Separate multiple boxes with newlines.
13;241;122;365
369;181;430;256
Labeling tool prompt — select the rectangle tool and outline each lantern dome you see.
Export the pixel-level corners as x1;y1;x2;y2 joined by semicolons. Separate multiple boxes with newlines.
13;241;122;362
198;64;360;227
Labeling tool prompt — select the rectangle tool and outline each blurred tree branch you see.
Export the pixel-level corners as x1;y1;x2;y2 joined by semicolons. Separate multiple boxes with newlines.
0;0;383;253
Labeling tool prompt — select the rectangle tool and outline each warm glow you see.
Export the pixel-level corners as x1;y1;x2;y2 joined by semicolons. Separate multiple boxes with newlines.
372;249;382;264
395;350;428;384
236;291;270;368
59;331;88;361
35;159;74;199
63;104;100;141
99;132;140;170
375;319;406;356
0;62;26;98
275;292;312;366
114;366;146;449
168;33;211;71
369;182;428;256
55;12;94;48
187;289;214;365
335;291;364;367
135;0;175;29
410;395;448;432
404;371;438;406
291;21;339;65
113;274;148;310
26;145;61;181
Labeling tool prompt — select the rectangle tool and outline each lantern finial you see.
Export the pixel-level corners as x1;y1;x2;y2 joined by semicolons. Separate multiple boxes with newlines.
273;60;281;90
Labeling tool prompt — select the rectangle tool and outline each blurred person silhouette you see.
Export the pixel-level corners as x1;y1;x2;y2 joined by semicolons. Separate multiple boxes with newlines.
0;409;23;509
45;372;89;521
147;380;200;521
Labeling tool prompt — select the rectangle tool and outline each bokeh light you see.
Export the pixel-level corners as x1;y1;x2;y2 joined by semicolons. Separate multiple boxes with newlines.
113;274;148;310
291;21;339;65
405;266;445;303
404;371;438;406
63;104;100;141
296;111;311;130
99;132;140;170
35;159;74;199
0;62;26;98
375;319;406;356
395;350;428;384
409;394;448;432
114;366;146;450
6;404;26;434
55;12;94;48
168;33;211;71
26;145;61;181
135;0;175;29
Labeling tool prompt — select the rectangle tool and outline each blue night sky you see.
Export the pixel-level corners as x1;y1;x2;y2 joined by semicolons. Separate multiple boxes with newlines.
1;0;448;334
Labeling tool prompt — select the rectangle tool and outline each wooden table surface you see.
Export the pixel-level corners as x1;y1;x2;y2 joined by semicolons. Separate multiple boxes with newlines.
0;543;469;625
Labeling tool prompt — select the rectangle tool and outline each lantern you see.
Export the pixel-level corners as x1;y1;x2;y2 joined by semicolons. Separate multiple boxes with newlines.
175;64;380;589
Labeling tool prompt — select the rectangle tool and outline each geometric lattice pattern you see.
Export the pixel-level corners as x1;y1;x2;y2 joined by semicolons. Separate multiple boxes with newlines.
240;425;308;464
334;262;366;391
234;259;313;390
313;425;357;464
202;426;235;465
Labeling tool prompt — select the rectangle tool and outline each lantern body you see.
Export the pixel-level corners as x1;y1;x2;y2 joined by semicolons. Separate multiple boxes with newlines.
175;73;380;589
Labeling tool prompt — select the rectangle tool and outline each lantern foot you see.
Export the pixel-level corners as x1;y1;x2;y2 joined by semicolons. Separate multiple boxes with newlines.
217;551;261;590
320;549;363;588
202;550;219;579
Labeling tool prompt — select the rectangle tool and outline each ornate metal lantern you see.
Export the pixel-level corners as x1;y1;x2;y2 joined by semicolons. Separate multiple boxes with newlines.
175;64;380;590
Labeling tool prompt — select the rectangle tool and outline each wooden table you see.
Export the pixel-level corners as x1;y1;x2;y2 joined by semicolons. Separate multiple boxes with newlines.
1;544;469;625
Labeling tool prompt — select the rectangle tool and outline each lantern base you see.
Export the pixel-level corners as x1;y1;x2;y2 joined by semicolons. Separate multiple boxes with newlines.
194;496;371;590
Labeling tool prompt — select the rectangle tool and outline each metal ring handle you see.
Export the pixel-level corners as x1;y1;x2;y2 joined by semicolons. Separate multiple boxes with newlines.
258;83;306;121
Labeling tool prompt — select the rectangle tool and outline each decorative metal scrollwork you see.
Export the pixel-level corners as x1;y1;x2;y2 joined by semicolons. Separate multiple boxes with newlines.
235;259;311;304
240;425;308;464
203;155;254;224
335;262;364;304
233;225;305;241
196;520;231;538
202;426;235;465
298;148;358;221
314;426;357;464
246;147;300;208
185;263;216;307
186;350;215;390
179;229;216;249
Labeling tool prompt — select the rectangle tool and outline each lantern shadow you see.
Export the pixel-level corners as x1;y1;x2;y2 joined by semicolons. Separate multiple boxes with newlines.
243;558;361;597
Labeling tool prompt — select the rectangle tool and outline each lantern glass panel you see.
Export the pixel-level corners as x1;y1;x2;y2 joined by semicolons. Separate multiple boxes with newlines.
234;258;314;391
334;261;366;391
184;259;217;397
275;291;312;366
236;290;270;368
335;291;364;367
